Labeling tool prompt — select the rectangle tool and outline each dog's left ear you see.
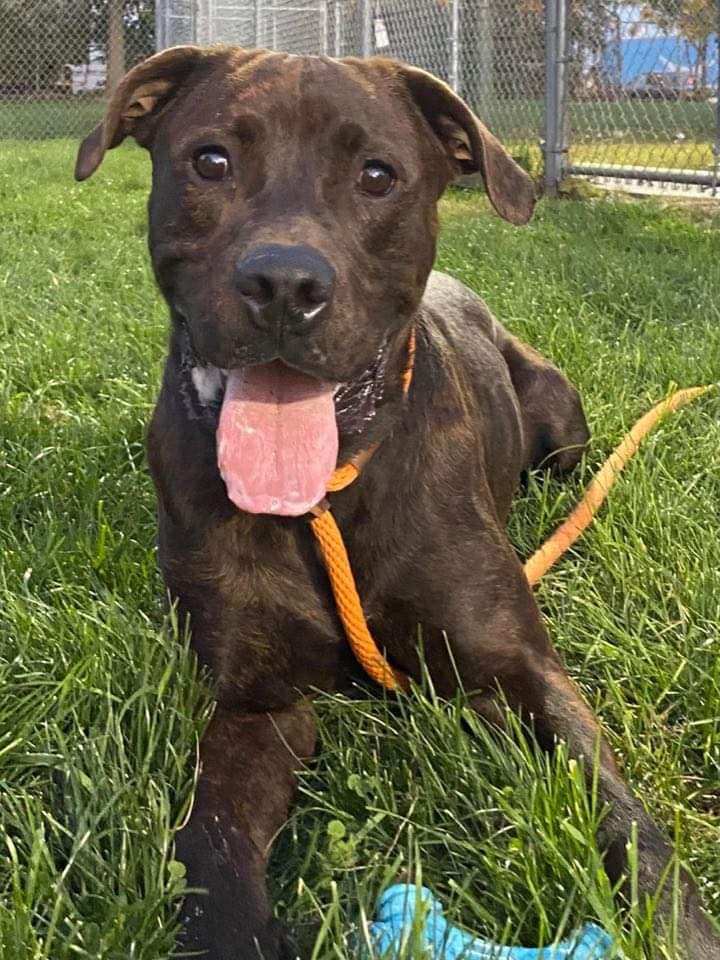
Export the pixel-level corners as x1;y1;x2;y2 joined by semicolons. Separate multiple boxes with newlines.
399;64;536;225
75;45;211;181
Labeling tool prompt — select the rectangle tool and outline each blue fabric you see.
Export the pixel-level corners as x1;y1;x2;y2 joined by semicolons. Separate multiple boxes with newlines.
367;884;615;960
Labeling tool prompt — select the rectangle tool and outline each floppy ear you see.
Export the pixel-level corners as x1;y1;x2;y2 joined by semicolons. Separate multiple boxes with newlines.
399;64;537;225
74;45;210;181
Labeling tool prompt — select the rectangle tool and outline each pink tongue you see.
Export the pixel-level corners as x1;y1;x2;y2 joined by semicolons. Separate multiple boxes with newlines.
217;361;338;516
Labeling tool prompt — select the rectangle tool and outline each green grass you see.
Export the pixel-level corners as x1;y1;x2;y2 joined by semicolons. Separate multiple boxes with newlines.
1;139;719;959
570;141;717;174
567;98;717;142
478;96;717;174
0;98;105;141
508;138;716;180
461;96;716;146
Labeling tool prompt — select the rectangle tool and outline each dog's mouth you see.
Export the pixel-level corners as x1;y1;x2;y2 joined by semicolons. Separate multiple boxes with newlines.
215;361;337;516
179;331;387;517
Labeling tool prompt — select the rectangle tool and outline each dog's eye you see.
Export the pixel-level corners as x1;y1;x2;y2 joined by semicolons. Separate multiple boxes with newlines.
194;147;230;181
359;161;396;197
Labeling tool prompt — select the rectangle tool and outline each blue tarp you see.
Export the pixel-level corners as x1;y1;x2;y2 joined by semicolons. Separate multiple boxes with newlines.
604;35;719;85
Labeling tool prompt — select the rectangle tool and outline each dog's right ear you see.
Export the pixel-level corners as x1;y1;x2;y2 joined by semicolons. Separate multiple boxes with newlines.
75;45;209;181
395;63;537;225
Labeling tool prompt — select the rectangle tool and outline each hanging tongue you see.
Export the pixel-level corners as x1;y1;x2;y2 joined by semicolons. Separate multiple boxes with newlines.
217;361;338;516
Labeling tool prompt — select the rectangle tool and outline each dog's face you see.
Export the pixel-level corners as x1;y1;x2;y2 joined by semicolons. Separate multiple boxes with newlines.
76;46;534;385
148;51;446;382
76;46;535;515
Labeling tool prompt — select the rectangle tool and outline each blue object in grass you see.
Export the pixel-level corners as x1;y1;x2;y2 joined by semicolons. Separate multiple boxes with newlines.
367;884;615;960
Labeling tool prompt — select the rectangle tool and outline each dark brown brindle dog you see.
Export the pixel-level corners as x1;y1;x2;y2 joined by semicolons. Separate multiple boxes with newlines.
76;45;719;960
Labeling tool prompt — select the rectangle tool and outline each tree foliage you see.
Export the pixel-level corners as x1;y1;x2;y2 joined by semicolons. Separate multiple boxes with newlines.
642;0;716;45
641;0;717;87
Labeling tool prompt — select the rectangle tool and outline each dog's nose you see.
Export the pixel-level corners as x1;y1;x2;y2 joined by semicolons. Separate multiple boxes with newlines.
235;243;335;332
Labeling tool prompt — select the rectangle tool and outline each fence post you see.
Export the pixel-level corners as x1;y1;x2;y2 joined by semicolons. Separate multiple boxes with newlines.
334;0;342;56
254;0;263;47
544;0;567;197
449;0;461;93
195;0;211;45
106;0;125;96
154;0;164;50
475;0;493;112
320;1;329;54
361;0;373;57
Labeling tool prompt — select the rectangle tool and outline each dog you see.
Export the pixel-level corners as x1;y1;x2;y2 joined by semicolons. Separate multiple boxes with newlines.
76;45;720;960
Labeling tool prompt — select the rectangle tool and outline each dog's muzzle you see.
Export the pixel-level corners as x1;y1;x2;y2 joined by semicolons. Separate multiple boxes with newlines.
234;243;336;338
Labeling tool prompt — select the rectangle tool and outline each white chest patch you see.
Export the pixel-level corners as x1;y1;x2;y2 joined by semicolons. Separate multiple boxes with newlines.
191;365;225;406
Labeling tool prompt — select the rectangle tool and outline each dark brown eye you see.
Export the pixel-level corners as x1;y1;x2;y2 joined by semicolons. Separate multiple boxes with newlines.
194;147;230;181
359;161;396;197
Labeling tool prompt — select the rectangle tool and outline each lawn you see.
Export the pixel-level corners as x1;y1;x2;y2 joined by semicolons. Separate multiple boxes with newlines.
510;139;717;181
474;96;718;174
1;139;719;960
0;98;105;141
567;137;718;176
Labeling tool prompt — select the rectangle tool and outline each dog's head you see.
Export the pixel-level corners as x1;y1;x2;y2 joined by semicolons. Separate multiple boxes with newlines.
77;46;535;515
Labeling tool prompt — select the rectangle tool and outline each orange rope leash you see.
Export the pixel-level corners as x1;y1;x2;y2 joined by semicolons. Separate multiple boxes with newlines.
325;462;360;493
309;340;712;692
309;327;416;691
400;326;417;395
523;385;712;586
310;507;410;691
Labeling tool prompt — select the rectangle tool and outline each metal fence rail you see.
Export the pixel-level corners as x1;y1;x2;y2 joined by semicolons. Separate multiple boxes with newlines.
1;0;719;196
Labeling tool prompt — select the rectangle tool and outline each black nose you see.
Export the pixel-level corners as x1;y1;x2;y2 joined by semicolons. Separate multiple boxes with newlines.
235;243;335;333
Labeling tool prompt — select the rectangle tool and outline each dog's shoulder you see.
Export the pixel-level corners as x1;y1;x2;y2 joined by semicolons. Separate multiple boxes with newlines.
421;270;501;345
404;271;525;522
419;270;512;392
415;269;524;468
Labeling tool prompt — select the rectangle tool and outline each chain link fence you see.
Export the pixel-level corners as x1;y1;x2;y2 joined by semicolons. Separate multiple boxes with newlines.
154;0;548;166
0;2;156;140
562;0;720;191
1;0;719;194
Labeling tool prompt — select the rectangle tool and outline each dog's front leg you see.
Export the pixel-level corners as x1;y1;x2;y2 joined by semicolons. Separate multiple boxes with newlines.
175;700;316;960
413;533;720;959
